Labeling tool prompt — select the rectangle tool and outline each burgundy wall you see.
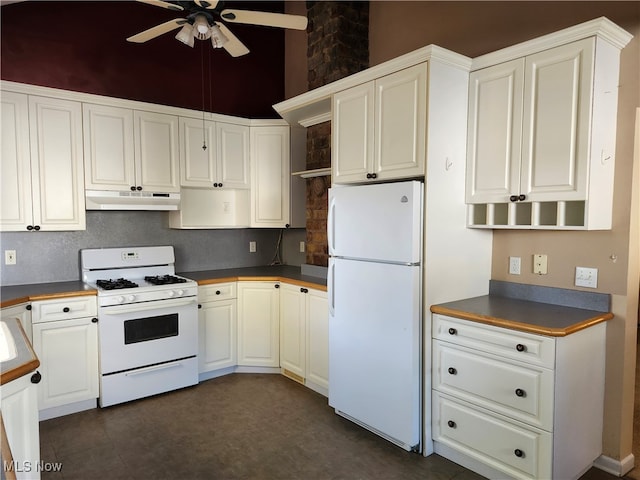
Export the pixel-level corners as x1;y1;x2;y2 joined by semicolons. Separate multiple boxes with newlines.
1;1;286;118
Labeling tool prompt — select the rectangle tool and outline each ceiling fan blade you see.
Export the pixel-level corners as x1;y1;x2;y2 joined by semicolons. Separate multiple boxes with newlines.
194;0;219;9
127;18;188;43
220;9;308;30
136;0;183;11
216;23;250;57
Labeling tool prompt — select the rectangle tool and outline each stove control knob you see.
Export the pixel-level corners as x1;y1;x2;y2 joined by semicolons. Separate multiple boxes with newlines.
127;295;136;302
116;296;125;304
168;290;176;297
177;289;185;296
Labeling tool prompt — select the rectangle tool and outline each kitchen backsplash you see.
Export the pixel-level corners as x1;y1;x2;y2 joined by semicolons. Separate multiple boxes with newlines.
0;211;306;286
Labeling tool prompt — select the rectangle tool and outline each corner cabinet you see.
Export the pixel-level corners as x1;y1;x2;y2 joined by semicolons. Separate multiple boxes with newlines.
250;126;291;228
466;19;632;229
432;314;606;480
237;281;280;367
332;63;427;184
1;93;85;232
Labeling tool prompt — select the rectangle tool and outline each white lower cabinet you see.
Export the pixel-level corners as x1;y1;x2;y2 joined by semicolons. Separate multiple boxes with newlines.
198;283;237;374
31;297;98;419
432;314;606;480
1;373;41;480
279;284;329;394
237;281;280;367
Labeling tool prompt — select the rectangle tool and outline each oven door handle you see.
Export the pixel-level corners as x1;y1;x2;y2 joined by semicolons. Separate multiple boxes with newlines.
101;298;197;315
125;361;184;377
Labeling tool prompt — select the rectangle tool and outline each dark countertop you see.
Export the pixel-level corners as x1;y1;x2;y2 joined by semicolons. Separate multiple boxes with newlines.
179;265;327;291
431;295;613;337
0;266;327;309
1;281;97;308
0;318;39;385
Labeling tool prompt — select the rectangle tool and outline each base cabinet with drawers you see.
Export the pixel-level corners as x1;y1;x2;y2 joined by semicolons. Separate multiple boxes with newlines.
432;314;606;480
31;296;99;420
198;282;237;375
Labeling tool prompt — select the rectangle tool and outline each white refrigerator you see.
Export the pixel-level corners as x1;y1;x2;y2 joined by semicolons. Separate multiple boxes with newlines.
328;180;423;452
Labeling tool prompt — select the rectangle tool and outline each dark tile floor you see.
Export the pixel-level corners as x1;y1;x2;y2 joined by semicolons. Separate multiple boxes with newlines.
39;372;634;480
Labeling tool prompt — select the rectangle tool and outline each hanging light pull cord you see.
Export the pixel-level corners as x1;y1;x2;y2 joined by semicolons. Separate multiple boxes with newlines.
201;42;207;151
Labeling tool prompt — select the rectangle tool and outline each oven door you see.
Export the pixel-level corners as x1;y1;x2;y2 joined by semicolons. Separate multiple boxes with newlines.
98;297;198;375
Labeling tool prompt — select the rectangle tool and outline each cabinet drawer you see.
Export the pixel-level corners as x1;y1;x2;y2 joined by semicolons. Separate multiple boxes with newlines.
199;283;237;302
433;392;552;480
32;296;97;323
433;314;555;368
433;341;554;430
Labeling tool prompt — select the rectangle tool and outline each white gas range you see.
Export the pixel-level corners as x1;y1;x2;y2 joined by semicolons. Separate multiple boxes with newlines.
81;246;198;407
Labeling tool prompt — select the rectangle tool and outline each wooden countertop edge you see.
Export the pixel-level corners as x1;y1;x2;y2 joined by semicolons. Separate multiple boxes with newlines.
1;289;97;308
1;320;40;386
196;276;328;292
430;305;614;337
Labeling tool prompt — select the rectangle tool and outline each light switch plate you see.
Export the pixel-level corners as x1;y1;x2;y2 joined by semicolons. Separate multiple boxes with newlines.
575;267;598;288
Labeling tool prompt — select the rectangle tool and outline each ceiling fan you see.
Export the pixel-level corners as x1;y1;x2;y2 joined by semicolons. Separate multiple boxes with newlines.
127;0;308;57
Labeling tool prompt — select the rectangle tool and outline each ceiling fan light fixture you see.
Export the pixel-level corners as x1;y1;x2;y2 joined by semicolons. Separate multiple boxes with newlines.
175;24;195;47
210;24;229;48
193;14;212;40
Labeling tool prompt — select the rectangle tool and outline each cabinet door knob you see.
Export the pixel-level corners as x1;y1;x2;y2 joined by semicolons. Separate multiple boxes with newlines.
447;420;456;428
216;290;221;295
448;328;457;335
34;225;41;231
91;317;98;323
136;186;142;191
447;367;457;375
514;449;524;458
300;288;308;293
366;173;372;179
516;343;526;352
219;183;223;188
198;304;202;309
515;388;526;397
26;225;34;231
130;186;136;191
274;284;280;289
509;195;518;202
26;305;32;311
213;183;219;187
31;371;42;384
63;307;70;313
518;194;526;201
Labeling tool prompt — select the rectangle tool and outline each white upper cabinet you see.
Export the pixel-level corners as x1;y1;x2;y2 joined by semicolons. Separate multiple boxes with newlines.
333;63;427;184
134;110;180;192
83;104;135;190
250;125;291;228
179;117;249;189
84;105;179;192
466;18;632;229
1;93;85;232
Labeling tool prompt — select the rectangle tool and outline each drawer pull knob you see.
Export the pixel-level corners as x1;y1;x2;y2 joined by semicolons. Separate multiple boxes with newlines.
91;317;98;323
447;420;456;428
216;290;221;295
516;343;526;352
514;449;525;458
448;328;457;335
198;304;202;309
515;388;526;397
63;307;70;313
31;371;42;384
447;367;457;375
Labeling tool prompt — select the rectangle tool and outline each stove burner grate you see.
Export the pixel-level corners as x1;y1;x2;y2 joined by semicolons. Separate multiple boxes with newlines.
144;275;188;286
96;278;139;290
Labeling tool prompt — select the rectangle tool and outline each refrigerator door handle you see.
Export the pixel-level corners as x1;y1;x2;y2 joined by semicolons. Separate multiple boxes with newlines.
327;196;336;255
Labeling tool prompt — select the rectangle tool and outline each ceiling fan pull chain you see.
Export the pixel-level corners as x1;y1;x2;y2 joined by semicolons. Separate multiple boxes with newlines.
201;43;207;151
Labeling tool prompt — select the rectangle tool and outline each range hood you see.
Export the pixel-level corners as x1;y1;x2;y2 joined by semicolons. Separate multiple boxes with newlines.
85;190;180;211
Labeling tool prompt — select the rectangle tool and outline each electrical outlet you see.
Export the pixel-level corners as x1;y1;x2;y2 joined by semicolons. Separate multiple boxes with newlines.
249;241;257;253
533;254;548;275
4;250;16;265
575;267;598;288
509;257;521;275
299;241;305;253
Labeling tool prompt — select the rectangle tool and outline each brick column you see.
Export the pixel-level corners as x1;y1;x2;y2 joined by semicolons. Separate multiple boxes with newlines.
304;1;369;267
